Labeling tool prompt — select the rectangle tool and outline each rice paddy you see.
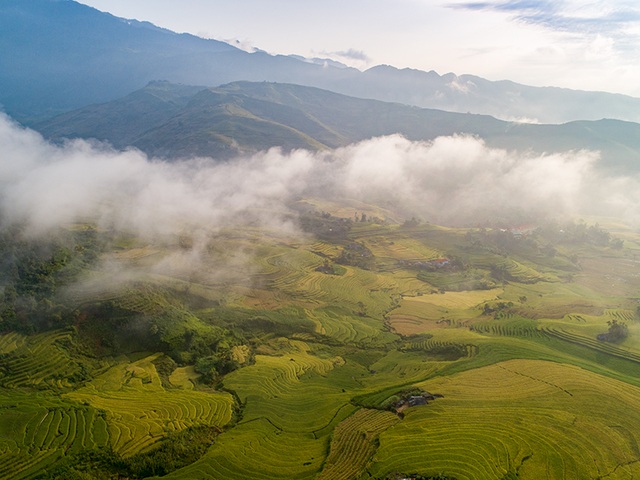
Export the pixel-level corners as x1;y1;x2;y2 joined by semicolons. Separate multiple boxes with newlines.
64;354;234;457
318;408;400;480
368;360;640;480
0;330;90;390
5;217;640;478
0;392;109;479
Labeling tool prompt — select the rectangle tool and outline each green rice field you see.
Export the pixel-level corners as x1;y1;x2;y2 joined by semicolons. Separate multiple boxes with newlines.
2;216;640;479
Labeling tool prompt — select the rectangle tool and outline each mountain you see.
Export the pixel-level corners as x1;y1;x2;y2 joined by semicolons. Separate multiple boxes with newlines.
3;0;640;124
348;66;640;125
36;81;640;172
36;81;207;148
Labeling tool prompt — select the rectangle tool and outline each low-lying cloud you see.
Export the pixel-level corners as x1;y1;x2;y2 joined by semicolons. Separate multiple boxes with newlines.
2;113;640;247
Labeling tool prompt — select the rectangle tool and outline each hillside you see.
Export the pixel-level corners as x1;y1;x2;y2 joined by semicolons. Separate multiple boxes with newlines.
3;0;640;124
4;112;640;479
2;207;640;479
36;80;640;172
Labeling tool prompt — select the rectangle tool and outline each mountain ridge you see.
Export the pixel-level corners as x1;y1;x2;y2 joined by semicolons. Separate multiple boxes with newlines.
3;0;640;124
35;80;640;173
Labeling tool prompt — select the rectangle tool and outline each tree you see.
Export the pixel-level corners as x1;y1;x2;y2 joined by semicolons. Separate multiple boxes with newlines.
194;356;219;384
611;238;624;249
402;217;420;228
605;319;628;342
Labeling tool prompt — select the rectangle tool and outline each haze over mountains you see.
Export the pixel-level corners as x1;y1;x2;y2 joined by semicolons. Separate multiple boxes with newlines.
3;0;640;125
35;80;640;174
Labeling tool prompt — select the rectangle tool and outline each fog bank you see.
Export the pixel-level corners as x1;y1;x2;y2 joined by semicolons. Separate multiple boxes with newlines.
2;113;639;241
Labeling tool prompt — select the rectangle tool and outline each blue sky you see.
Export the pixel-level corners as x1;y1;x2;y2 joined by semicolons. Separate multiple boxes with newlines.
78;0;640;96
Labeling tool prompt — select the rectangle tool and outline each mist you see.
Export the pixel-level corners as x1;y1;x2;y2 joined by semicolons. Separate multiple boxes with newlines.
2;113;640;279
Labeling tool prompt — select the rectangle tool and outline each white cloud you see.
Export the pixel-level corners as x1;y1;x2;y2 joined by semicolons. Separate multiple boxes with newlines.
3;114;640;243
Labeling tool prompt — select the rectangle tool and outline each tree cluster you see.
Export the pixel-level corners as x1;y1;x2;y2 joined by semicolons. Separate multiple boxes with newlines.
335;242;375;270
482;301;514;319
539;221;623;248
37;425;221;480
298;211;352;240
0;226;103;334
598;319;629;343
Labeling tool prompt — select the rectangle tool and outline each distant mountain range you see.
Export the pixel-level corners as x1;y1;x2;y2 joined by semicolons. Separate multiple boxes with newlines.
35;81;640;173
3;0;640;124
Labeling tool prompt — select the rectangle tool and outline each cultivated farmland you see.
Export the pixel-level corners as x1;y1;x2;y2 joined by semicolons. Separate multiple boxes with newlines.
2;215;640;479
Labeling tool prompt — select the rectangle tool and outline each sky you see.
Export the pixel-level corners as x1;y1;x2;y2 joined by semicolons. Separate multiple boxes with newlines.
76;0;640;97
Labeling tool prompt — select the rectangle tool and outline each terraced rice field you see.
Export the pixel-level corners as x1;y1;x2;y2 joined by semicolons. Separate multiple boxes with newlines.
0;331;26;354
388;290;500;334
605;308;637;323
575;256;640;297
470;320;547;339
367;360;640;479
360;236;444;263
65;354;234;457
168;366;198;390
164;340;362;479
295;266;400;313
164;419;329;480
250;244;400;316
223;340;352;432
500;258;554;283
6;216;640;479
470;256;553;283
542;325;640;365
0;393;109;480
408;289;504;309
359;350;447;389
307;307;393;345
317;408;400;480
308;241;342;259
0;330;86;390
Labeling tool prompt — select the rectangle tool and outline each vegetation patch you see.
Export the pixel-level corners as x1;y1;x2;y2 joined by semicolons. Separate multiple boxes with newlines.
336;242;376;270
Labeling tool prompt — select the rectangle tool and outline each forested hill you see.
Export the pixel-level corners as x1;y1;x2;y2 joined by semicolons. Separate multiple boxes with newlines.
35;80;640;172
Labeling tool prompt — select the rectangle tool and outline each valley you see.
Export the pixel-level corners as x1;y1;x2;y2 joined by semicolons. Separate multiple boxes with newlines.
2;209;640;479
